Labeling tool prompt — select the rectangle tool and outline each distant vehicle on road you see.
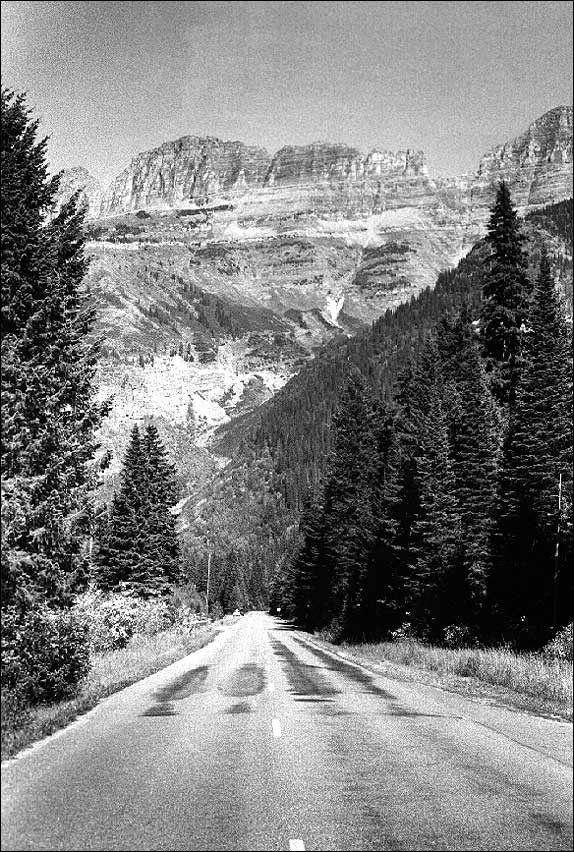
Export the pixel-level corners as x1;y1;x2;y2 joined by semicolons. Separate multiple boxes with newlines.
232;608;242;616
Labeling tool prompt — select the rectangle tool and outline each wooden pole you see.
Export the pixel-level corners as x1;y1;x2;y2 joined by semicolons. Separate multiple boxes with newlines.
552;473;563;629
206;550;212;617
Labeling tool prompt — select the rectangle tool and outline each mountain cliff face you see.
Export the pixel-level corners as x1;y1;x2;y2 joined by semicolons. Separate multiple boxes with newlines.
472;106;573;209
59;106;573;223
56;107;572;488
100;137;271;215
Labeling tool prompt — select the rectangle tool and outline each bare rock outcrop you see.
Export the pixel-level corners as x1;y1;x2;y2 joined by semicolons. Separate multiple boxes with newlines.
100;136;271;216
472;106;573;209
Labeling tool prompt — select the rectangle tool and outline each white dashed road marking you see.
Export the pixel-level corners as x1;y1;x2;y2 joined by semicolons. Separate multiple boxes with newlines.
269;681;275;693
272;718;282;737
289;840;306;851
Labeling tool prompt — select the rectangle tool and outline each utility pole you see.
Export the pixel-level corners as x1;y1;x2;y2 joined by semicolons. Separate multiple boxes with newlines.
206;549;212;617
552;472;563;630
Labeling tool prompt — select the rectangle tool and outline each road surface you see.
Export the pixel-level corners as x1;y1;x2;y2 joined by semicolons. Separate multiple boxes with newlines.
1;612;572;851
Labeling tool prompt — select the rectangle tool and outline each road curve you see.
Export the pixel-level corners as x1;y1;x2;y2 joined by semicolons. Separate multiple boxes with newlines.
1;612;572;851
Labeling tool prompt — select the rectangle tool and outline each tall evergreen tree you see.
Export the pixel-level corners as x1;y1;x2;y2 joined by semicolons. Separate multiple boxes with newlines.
139;423;180;589
96;423;181;596
287;490;328;630
437;311;501;625
408;385;463;639
95;425;146;591
368;398;401;635
491;248;573;640
479;181;530;407
1;89;108;609
393;339;443;580
321;369;379;640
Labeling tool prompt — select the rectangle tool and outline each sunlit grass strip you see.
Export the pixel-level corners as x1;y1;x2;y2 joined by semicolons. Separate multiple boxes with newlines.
339;640;573;717
1;624;216;761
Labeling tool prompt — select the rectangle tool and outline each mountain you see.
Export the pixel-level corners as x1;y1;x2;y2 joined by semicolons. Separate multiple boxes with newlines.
55;107;572;493
472;106;573;208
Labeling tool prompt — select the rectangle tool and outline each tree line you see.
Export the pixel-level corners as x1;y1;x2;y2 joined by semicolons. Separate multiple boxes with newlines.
275;184;573;648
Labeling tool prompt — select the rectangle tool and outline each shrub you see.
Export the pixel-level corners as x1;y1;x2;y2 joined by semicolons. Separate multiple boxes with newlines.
442;624;479;649
543;623;573;661
73;588;138;652
1;605;90;703
0;687;31;732
73;587;185;653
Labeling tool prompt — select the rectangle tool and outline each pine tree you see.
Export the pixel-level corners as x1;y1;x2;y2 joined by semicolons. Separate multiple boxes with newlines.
437;311;501;627
321;369;378;640
1;89;108;610
139;423;180;590
491;248;573;640
479;182;530;407
95;425;146;590
96;423;181;596
368;399;401;635
287;490;327;630
408;385;463;639
394;339;443;583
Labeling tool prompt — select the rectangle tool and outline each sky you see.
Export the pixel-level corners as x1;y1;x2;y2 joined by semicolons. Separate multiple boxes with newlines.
1;1;572;186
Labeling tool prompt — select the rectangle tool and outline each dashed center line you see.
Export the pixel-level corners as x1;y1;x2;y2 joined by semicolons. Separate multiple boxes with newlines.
272;718;282;737
289;840;306;851
269;681;275;693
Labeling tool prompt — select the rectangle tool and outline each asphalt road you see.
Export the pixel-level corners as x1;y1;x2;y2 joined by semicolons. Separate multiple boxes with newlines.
1;612;572;851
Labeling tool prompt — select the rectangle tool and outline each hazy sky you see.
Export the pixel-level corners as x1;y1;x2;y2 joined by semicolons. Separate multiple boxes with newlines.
1;1;572;185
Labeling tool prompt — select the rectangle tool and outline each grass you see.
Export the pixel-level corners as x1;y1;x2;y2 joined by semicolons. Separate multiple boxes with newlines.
318;638;573;721
1;622;221;762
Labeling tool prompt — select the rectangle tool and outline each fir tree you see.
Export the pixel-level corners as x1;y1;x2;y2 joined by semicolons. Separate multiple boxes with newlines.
368;399;401;635
437;311;501;626
96;423;181;596
287;490;327;630
95;425;146;591
1;89;108;610
491;248;573;640
139;423;180;590
393;339;443;581
321;369;378;640
408;385;463;639
479;181;530;407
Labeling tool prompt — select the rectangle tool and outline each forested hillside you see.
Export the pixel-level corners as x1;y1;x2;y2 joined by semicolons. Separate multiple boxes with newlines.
180;197;572;625
215;197;572;511
274;187;573;647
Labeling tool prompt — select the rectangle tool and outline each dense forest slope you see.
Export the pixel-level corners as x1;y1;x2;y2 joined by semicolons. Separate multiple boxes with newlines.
178;199;572;609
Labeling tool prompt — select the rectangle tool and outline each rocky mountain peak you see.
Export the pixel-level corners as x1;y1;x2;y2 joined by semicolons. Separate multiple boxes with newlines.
473;106;573;208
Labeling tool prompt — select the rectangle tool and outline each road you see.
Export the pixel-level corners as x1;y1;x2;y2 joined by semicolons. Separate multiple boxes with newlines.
1;612;572;851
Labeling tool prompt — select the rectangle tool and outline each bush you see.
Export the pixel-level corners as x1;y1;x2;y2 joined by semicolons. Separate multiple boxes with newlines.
0;687;31;732
73;587;184;653
73;588;137;652
1;605;90;703
543;623;573;661
442;624;479;649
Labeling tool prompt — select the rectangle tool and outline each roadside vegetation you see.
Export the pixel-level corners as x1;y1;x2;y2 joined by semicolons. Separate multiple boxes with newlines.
1;587;231;761
316;622;573;720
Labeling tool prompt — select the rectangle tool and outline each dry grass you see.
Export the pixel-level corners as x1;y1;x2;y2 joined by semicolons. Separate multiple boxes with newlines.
1;624;216;762
333;639;573;719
